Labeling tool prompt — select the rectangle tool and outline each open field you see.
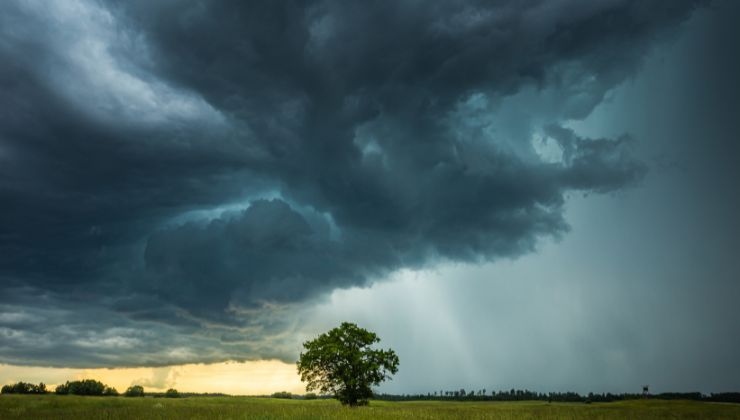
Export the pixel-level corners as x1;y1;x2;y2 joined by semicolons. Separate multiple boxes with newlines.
1;395;740;419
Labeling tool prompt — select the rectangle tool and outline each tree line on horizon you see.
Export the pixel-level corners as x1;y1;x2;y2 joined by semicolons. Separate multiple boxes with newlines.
374;389;740;404
0;380;178;398
3;380;739;404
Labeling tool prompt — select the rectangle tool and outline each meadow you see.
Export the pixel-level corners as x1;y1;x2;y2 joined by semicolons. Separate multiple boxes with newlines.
1;395;740;419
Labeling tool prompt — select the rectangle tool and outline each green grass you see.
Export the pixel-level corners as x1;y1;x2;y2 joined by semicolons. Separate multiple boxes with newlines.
1;395;740;419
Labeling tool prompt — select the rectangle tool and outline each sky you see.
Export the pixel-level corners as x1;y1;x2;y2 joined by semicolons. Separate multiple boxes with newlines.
0;0;738;395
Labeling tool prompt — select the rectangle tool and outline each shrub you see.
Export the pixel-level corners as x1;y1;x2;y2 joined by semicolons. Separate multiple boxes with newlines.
124;385;145;397
165;388;180;398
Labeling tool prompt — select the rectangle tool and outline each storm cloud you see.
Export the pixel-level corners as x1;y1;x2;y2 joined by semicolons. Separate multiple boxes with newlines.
0;0;706;367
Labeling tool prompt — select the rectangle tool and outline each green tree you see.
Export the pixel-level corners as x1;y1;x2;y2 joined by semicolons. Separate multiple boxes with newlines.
165;388;179;398
55;382;69;395
1;382;47;394
296;322;399;406
103;386;119;396
54;379;106;396
124;385;145;397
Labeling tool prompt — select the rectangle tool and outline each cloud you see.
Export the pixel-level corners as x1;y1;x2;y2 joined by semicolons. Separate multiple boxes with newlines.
0;289;303;367
0;0;704;366
143;199;365;315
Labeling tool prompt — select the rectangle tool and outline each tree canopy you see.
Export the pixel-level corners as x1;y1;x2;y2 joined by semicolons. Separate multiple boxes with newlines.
54;380;108;396
1;382;47;394
296;322;399;406
124;385;145;397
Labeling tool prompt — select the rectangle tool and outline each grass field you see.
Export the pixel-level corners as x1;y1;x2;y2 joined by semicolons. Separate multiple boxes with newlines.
2;395;740;419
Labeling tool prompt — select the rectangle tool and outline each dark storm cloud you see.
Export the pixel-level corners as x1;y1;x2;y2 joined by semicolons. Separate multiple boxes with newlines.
0;0;703;366
0;284;302;367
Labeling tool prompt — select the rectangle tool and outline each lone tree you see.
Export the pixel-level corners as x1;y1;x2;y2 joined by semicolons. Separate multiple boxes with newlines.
297;322;399;406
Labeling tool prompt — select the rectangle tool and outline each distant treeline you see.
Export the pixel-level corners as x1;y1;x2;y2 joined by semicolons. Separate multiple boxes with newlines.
374;389;740;404
269;391;323;400
1;379;232;399
3;381;739;404
2;380;148;397
1;382;47;395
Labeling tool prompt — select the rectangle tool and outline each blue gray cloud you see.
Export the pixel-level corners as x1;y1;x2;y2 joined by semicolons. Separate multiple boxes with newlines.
0;0;708;367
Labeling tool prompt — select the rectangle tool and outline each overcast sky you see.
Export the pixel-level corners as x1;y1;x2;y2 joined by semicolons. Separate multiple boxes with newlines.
1;0;738;394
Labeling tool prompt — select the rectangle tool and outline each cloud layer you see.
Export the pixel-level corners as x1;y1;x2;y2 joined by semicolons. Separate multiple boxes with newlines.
0;0;703;366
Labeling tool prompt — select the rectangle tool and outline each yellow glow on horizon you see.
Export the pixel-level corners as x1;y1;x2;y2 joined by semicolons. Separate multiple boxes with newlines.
0;360;304;395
